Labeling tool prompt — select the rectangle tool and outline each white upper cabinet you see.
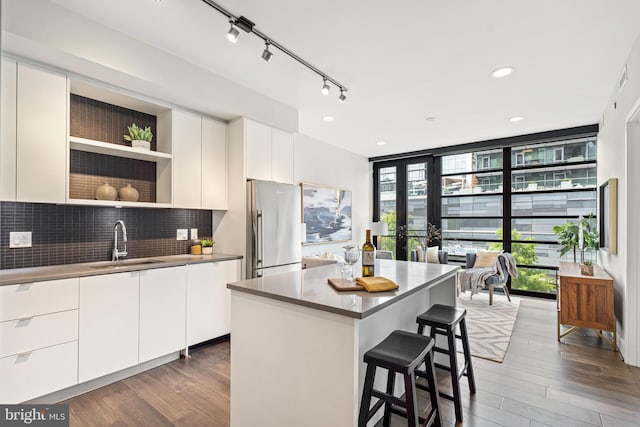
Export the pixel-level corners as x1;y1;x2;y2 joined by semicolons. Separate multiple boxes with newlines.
1;58;17;201
245;119;273;182
16;63;67;204
172;109;203;209
271;127;294;184
202;117;227;210
245;119;294;184
172;111;228;209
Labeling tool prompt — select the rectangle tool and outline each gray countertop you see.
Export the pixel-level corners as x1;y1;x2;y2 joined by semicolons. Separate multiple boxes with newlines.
227;260;459;319
0;253;243;286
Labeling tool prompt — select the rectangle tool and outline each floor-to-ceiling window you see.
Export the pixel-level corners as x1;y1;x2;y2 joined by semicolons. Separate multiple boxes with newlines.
372;126;598;298
509;137;597;294
441;148;504;260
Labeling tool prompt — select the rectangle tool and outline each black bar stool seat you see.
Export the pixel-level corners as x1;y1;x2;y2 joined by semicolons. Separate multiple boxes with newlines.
359;330;441;427
416;304;476;423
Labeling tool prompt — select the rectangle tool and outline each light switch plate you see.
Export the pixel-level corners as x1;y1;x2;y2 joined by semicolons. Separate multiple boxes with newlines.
190;228;198;240
176;229;188;241
10;231;32;248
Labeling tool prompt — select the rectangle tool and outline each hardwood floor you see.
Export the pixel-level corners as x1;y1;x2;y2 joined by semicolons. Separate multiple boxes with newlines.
62;297;640;426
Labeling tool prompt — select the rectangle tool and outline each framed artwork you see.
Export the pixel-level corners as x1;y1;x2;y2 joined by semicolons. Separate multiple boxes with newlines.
599;178;618;254
301;183;352;244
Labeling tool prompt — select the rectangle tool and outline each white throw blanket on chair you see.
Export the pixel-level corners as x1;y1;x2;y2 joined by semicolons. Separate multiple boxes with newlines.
458;253;518;296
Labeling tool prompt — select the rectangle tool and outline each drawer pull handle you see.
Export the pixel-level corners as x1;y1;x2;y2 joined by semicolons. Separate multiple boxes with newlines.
16;283;33;292
16;352;32;362
16;317;33;326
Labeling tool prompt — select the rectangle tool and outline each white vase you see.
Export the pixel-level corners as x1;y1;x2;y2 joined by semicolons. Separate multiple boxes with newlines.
119;184;139;202
95;182;117;201
202;247;213;255
131;140;151;150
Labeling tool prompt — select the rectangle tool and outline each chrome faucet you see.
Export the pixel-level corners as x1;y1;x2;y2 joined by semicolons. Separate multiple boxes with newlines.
112;220;128;261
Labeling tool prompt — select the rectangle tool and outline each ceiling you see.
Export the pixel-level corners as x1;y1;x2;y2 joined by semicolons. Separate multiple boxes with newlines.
48;0;640;157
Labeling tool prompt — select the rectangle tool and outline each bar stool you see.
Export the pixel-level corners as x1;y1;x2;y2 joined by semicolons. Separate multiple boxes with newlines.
416;304;476;422
358;330;441;427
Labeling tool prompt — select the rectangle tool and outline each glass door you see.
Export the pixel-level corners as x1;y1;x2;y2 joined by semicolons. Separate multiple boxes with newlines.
374;157;434;260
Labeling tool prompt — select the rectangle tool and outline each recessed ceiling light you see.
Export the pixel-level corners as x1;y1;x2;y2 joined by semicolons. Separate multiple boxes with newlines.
492;67;514;78
424;116;436;122
509;116;524;122
322;115;334;122
376;141;386;146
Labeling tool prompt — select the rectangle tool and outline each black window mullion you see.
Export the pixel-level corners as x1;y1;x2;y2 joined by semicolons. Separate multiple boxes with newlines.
503;147;512;255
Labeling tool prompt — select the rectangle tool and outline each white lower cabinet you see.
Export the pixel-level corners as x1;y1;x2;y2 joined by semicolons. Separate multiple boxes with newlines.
0;341;78;404
79;272;139;383
0;260;236;402
139;267;186;363
187;259;240;345
0;277;79;403
0;310;78;359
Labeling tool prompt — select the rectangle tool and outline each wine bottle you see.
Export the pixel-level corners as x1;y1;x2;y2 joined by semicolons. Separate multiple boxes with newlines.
362;229;375;277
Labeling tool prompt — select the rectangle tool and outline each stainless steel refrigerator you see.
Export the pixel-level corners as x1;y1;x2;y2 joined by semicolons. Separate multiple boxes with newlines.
247;180;302;278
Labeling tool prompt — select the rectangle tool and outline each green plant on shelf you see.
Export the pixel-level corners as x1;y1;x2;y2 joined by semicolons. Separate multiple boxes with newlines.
123;123;153;143
200;238;215;247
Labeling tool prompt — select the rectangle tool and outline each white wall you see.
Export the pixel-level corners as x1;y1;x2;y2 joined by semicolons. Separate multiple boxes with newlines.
598;34;640;365
293;134;370;257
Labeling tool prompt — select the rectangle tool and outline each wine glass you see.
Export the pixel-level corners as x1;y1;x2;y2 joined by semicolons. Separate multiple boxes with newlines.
343;245;360;282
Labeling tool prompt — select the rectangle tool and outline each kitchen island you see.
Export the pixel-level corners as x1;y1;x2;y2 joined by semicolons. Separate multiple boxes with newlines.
227;259;459;427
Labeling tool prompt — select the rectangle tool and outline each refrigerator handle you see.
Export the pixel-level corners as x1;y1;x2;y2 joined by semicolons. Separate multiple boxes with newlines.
257;210;264;267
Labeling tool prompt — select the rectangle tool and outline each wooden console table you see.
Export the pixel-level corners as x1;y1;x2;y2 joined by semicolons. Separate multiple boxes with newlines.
558;262;616;351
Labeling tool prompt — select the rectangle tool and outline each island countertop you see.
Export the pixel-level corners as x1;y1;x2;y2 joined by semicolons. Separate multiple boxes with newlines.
227;259;459;319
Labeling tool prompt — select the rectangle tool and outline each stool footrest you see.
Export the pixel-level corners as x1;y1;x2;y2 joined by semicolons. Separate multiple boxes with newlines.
371;389;407;410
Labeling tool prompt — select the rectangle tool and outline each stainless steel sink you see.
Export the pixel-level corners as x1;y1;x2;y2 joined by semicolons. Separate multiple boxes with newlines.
89;259;165;269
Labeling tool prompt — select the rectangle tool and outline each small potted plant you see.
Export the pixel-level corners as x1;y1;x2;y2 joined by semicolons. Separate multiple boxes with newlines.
201;238;215;255
581;261;594;276
123;123;153;150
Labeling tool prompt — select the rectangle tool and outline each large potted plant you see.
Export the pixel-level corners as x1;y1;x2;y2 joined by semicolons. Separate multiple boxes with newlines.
123;123;153;150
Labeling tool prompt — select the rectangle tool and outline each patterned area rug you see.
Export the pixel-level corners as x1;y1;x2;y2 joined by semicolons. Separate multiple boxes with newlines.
457;292;520;363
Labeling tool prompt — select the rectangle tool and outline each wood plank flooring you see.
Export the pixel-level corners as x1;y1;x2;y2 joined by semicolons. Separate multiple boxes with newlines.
62;297;640;426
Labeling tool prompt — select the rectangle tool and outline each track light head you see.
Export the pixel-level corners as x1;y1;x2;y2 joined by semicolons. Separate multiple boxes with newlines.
321;78;330;96
262;41;273;62
227;20;240;43
339;88;347;103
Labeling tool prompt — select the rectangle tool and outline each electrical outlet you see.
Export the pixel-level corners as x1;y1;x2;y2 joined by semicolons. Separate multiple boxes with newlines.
9;232;32;248
191;228;198;240
176;229;188;241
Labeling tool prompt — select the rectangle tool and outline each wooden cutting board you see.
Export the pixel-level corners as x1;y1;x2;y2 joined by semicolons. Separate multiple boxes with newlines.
327;278;365;291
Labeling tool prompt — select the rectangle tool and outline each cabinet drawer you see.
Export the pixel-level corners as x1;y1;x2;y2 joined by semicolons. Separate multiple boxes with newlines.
0;278;79;322
0;310;78;358
0;341;78;404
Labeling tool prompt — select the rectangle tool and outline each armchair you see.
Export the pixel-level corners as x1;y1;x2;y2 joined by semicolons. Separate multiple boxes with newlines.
464;253;513;305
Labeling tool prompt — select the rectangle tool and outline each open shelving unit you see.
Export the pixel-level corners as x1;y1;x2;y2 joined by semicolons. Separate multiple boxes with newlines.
66;78;174;207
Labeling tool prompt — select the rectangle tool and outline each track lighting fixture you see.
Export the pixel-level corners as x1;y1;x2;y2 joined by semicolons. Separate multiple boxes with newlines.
201;0;348;102
261;41;273;62
226;20;239;43
339;88;347;103
321;78;330;96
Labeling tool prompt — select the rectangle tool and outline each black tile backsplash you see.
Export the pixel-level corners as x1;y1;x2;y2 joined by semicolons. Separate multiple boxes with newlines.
0;202;212;270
